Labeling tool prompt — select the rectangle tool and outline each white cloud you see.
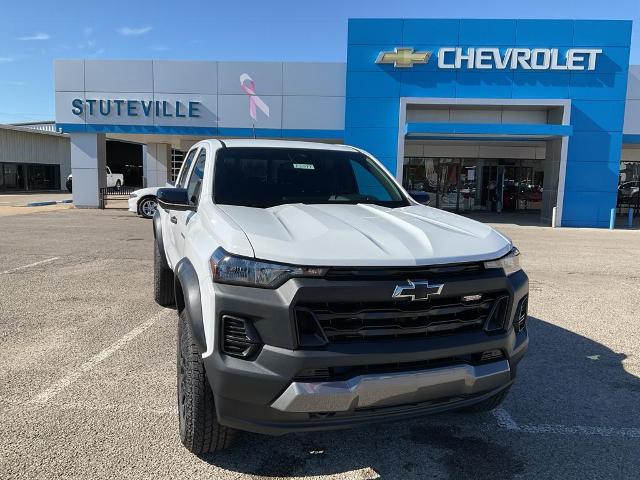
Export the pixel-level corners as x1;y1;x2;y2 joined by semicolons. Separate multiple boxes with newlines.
0;57;15;63
88;48;105;58
19;32;50;41
118;26;152;36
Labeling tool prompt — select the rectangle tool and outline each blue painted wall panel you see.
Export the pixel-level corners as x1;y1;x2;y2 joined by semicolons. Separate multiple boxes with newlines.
346;71;402;97
562;191;618;226
567;132;623;163
402;19;460;45
348;19;403;45
346;127;398;159
459;19;517;46
512;72;570;98
345;98;399;128
515;20;574;46
563;161;620;192
455;71;514;98
400;71;457;97
572;20;632;47
569;73;628;101
571;101;626;132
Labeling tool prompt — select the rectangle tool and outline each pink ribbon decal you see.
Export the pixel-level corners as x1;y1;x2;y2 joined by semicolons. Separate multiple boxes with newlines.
240;73;270;121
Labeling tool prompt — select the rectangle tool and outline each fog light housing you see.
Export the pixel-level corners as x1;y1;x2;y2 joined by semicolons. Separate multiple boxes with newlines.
514;296;528;332
484;295;509;332
221;315;262;359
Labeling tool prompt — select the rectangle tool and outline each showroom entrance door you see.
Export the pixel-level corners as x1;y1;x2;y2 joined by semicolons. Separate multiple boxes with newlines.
403;157;544;214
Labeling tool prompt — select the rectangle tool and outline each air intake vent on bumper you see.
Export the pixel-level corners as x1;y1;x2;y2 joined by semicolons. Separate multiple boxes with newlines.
221;315;262;359
514;296;528;332
484;295;510;332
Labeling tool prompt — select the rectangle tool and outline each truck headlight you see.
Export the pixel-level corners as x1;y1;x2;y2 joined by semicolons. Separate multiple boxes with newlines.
209;248;327;288
484;247;522;276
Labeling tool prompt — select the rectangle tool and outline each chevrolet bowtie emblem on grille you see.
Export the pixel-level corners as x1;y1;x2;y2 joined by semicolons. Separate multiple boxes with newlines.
375;48;432;68
392;280;444;301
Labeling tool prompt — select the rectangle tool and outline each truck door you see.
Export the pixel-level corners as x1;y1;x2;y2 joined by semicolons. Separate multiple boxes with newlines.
172;148;207;257
105;167;113;187
163;147;198;266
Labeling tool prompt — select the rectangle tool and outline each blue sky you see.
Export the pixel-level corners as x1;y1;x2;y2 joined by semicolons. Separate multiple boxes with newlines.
0;0;638;123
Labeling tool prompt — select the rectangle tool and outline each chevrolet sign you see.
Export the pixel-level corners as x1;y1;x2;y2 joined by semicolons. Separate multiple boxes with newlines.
376;47;602;70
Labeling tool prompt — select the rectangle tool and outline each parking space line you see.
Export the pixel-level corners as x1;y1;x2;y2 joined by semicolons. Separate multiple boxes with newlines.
28;310;172;405
0;257;59;274
492;407;520;430
493;407;640;439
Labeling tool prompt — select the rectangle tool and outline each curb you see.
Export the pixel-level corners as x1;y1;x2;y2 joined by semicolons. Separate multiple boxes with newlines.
26;199;73;207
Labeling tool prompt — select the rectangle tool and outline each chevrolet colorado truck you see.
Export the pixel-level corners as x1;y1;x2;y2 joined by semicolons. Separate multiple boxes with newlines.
153;139;529;454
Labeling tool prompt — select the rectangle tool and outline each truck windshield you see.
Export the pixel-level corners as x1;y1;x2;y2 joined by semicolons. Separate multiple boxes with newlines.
214;147;409;208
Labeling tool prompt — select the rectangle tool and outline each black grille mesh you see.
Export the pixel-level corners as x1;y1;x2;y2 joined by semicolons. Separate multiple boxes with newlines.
295;292;510;345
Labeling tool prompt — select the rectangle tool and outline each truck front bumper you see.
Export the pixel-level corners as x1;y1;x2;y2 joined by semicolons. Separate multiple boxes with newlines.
203;269;529;435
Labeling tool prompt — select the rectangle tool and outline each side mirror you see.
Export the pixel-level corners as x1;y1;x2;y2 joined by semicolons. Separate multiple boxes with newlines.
157;188;195;211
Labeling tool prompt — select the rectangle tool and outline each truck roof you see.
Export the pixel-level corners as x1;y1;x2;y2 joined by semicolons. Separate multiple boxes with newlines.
203;139;359;152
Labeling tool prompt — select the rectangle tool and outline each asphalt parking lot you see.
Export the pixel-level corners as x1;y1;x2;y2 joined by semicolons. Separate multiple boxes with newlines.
1;208;639;479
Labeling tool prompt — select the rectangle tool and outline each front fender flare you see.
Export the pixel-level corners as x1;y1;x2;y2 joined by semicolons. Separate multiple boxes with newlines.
175;258;206;352
152;211;169;267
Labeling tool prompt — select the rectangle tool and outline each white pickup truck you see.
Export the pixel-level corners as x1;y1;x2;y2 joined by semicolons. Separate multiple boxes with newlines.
66;166;123;192
153;139;529;454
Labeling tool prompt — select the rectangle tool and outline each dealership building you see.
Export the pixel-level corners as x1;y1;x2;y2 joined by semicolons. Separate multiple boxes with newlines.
53;18;639;227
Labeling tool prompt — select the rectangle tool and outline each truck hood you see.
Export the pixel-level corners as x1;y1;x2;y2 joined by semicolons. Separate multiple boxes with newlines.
217;203;511;266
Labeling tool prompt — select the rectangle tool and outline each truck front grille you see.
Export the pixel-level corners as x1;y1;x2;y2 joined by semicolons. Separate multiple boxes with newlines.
295;292;510;346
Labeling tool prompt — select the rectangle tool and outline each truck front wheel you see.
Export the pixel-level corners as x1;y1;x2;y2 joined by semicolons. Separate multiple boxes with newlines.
177;309;238;454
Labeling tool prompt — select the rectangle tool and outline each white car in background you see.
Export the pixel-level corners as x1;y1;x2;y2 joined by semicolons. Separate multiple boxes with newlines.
128;187;161;218
66;166;123;193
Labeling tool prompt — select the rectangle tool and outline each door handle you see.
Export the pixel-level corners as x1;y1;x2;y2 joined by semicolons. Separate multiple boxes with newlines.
170;216;177;224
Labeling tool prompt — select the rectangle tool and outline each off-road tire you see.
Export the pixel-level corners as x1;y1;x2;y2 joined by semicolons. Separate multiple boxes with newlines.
459;386;510;413
177;309;238;454
154;240;175;307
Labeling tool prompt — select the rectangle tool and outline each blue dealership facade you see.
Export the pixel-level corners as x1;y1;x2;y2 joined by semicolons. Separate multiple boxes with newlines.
55;18;639;228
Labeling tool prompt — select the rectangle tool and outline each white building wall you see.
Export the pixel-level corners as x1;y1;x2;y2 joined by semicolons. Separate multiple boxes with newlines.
624;65;640;135
0;126;70;190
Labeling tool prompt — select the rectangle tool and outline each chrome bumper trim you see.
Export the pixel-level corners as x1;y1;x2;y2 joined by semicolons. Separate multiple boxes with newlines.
271;359;511;413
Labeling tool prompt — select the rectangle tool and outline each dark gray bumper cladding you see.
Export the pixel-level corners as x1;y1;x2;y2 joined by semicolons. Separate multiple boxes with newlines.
204;269;529;435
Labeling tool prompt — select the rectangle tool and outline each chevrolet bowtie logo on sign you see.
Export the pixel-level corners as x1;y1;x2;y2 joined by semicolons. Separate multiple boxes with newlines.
375;48;433;68
392;280;444;301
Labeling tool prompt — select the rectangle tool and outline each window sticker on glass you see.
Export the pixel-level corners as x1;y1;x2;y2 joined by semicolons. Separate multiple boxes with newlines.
293;163;315;170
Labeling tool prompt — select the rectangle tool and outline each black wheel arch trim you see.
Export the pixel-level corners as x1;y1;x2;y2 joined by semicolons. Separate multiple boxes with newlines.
152;210;169;266
175;258;206;352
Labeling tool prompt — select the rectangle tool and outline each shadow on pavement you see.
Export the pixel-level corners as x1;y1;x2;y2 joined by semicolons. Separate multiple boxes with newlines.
200;316;637;479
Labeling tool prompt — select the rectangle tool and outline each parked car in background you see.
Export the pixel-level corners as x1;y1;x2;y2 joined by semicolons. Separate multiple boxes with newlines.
66;166;124;193
128;187;160;218
408;189;431;205
618;181;640;206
